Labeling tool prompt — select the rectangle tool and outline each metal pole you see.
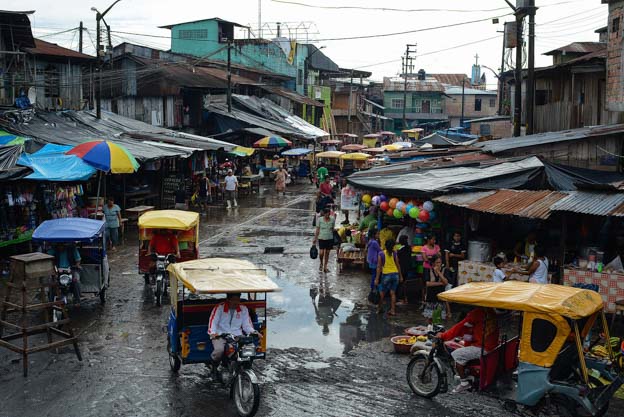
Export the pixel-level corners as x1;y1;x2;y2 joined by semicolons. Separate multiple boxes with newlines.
402;48;408;129
461;77;465;126
498;29;505;115
227;41;232;113
526;1;536;135
348;69;354;133
79;21;83;53
96;14;101;119
513;13;523;137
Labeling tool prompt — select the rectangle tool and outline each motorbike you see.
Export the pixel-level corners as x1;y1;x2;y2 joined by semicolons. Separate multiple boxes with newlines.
50;266;76;323
208;333;261;416
149;253;176;306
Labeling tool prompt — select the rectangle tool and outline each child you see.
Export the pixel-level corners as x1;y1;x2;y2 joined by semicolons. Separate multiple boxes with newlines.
493;256;508;283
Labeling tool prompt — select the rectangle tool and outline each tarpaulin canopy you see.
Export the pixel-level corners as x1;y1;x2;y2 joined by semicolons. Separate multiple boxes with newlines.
0;145;30;180
32;218;105;242
167;258;282;294
282;148;313;156
316;151;345;159
438;281;603;319
138;210;199;230
33;143;72;155
0;130;27;146
18;152;96;182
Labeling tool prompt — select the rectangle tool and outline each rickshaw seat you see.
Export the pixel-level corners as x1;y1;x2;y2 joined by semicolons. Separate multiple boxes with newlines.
549;343;578;381
476;337;520;391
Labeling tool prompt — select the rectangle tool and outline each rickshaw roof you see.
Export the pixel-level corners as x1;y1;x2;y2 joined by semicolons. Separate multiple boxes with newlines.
438;282;603;319
315;151;345;159
167;258;282;294
340;152;372;161
138;210;199;230
32;218;105;242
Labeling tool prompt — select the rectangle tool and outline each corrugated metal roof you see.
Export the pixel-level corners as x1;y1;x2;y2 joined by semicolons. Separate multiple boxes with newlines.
544;42;605;56
479;124;624;154
550;191;624;217
24;39;94;60
261;85;324;107
429;74;471;87
445;87;497;96
434;189;569;219
383;77;445;92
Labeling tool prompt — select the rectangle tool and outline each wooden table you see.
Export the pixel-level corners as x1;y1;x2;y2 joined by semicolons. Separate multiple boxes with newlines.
125;205;154;226
241;175;262;193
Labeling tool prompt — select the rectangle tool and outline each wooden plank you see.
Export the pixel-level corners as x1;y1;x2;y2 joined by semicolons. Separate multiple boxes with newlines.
27;338;77;354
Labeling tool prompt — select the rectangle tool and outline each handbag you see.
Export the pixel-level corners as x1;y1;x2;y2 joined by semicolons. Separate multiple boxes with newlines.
368;289;381;305
310;245;319;259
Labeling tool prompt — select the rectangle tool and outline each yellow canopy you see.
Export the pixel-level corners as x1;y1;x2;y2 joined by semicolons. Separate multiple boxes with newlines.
340;152;372;161
315;151;346;159
167;258;282;294
438;282;603;319
382;144;403;152
232;146;255;156
138;210;200;230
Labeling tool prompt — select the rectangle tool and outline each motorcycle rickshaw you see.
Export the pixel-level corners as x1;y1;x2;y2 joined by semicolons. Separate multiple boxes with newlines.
407;282;623;417
138;210;199;306
166;258;281;417
32;218;110;305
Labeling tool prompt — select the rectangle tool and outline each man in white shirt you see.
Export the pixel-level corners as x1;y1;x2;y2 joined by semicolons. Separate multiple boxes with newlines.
208;293;257;362
224;169;238;209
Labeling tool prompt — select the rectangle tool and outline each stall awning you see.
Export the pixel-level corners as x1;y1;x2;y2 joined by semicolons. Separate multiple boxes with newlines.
0;144;31;180
18;152;96;182
434;189;569;220
550;191;624;217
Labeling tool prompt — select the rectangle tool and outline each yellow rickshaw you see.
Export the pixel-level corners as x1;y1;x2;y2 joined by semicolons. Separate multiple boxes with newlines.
166;258;281;417
138;210;200;306
407;282;623;416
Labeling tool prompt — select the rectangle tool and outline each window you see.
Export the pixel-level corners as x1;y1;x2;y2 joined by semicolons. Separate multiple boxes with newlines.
489;98;496;108
613;17;620;37
297;69;304;86
391;98;404;109
530;319;558;353
44;65;60;98
474;98;482;112
421;100;431;113
178;29;208;40
536;90;550;106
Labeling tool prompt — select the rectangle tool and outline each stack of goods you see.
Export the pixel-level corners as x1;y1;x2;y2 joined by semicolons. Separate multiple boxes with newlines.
42;184;84;219
0;185;38;246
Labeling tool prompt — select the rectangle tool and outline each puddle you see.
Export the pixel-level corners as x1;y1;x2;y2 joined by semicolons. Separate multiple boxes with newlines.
265;272;405;358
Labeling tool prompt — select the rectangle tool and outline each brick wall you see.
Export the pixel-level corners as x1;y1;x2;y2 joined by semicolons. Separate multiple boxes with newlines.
469;120;512;139
607;1;624;111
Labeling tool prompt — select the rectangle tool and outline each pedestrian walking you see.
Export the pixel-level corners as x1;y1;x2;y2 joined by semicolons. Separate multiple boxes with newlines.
102;197;121;251
174;183;188;210
316;162;329;188
224;169;238;209
197;175;209;212
366;228;381;290
275;165;287;197
313;207;336;273
375;238;403;316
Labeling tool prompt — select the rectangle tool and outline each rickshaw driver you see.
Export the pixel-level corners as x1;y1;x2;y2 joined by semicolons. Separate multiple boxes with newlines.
436;308;499;393
148;229;181;259
208;293;259;366
48;243;82;306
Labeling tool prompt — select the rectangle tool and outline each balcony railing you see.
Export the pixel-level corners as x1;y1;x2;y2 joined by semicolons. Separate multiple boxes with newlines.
386;107;444;114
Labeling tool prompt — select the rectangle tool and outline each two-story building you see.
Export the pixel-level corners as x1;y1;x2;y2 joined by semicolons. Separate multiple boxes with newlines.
444;86;498;127
382;74;447;131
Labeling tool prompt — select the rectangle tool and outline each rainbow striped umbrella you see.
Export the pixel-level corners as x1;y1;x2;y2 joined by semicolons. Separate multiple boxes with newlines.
67;140;139;173
253;135;292;148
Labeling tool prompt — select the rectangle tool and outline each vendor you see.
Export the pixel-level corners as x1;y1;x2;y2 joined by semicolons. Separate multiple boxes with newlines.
242;165;253;176
397;218;415;246
514;232;538;260
358;209;377;231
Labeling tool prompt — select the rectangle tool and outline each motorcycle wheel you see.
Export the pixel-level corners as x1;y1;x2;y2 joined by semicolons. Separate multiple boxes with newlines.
167;339;181;373
155;280;162;306
99;287;106;304
233;372;260;417
406;353;442;398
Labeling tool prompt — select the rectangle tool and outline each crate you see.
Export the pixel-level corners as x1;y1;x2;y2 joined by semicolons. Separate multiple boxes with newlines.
10;253;55;279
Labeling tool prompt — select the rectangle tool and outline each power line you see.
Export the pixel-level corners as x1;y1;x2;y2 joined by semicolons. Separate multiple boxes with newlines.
271;0;510;13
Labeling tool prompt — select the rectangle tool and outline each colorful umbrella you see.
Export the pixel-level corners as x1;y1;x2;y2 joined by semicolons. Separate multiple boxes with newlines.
67;140;139;173
253;135;292;148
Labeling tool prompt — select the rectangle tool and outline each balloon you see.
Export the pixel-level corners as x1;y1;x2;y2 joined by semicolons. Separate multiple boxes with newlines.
401;205;407;214
429;211;437;220
380;201;389;211
393;208;403;219
418;209;430;222
371;196;380;206
423;201;434;212
389;198;399;209
406;203;414;213
396;201;405;211
379;195;387;202
362;194;372;204
386;208;395;217
409;207;420;219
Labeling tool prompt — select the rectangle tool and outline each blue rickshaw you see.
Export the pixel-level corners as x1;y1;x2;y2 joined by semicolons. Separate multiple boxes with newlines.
32;218;110;304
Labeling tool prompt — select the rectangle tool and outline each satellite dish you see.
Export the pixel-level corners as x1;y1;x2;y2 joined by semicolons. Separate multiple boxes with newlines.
28;87;37;105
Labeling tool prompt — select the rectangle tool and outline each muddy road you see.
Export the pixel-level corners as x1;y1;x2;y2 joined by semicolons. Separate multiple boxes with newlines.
1;185;622;417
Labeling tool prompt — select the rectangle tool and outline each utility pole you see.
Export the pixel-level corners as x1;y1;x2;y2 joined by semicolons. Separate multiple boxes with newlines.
526;0;537;135
498;29;505;115
402;44;417;130
92;0;122;119
461;76;466;126
347;69;354;133
79;21;83;53
227;40;232;113
513;12;523;137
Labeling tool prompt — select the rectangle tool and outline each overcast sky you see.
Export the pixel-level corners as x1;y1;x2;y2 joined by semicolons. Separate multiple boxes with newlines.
7;0;608;88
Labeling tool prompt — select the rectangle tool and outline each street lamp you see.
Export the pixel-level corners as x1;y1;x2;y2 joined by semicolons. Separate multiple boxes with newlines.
92;0;122;119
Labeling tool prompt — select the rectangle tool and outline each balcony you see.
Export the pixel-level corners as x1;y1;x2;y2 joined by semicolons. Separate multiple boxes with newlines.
385;107;446;120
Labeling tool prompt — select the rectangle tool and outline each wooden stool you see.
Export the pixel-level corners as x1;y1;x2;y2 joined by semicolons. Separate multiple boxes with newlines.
611;299;624;331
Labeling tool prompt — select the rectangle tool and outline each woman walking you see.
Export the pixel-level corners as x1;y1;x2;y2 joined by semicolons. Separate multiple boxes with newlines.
366;228;382;290
313;208;336;273
275;166;287;197
375;238;404;316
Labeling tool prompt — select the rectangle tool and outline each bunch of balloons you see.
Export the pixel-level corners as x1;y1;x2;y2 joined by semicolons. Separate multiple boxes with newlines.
362;194;437;223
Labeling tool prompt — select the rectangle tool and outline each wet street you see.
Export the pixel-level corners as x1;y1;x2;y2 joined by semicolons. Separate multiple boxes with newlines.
1;184;623;417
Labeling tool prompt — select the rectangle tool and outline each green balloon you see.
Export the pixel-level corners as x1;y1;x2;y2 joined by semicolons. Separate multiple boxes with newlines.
393;208;403;219
409;207;420;219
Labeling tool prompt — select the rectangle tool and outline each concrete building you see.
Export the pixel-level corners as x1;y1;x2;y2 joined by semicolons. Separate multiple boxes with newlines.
444;87;498;127
604;0;624;111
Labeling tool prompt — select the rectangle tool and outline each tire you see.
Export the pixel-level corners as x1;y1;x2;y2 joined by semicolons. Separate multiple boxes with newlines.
534;395;576;417
99;287;106;304
155;280;162;306
167;339;181;373
406;353;442;398
233;372;260;417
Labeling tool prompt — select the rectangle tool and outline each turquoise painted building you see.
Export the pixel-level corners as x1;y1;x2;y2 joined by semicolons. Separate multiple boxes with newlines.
160;18;308;94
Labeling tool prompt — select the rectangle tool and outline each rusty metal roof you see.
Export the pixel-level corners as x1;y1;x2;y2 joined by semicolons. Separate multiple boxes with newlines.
383;77;445;92
434;189;569;219
23;39;94;60
429;73;471;87
550;191;624;217
260;85;324;107
544;42;605;56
